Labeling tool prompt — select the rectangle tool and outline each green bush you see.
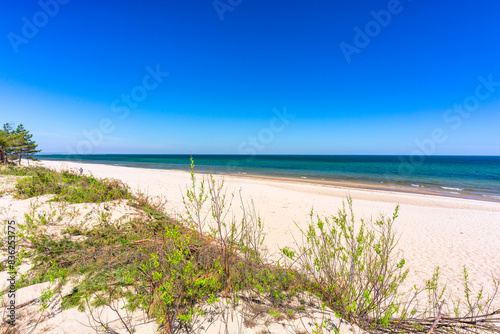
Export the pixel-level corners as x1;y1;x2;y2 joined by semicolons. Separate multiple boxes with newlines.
296;198;408;329
4;166;129;203
0;165;38;176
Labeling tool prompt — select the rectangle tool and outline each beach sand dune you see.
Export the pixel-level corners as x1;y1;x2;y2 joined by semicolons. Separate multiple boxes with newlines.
39;160;500;303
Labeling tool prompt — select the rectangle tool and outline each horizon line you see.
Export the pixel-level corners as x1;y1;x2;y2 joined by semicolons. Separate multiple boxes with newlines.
36;153;500;157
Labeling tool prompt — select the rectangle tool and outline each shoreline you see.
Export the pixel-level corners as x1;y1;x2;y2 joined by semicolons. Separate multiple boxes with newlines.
225;172;500;203
38;159;500;203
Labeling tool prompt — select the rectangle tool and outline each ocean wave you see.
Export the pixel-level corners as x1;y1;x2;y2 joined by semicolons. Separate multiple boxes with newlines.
411;184;420;187
441;186;463;191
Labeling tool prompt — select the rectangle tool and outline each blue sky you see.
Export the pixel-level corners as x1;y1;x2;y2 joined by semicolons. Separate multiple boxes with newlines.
1;0;500;155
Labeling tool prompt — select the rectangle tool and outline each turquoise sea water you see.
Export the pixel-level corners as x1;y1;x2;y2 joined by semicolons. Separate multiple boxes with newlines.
36;155;500;200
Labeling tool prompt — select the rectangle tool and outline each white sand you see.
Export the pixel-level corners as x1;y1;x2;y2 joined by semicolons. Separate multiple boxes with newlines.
39;160;500;301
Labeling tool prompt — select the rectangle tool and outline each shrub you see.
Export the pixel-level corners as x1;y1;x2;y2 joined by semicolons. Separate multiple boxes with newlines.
5;166;129;203
296;198;408;329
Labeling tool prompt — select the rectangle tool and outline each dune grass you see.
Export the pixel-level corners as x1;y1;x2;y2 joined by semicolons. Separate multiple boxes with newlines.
2;163;499;333
0;165;129;203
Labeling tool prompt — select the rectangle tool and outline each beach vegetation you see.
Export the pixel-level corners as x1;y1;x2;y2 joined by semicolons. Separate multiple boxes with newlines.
4;164;303;333
1;163;499;333
295;199;409;329
0;165;129;203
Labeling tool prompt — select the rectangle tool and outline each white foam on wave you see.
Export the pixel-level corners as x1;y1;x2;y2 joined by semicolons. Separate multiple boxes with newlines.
411;184;420;187
441;186;463;191
301;176;307;179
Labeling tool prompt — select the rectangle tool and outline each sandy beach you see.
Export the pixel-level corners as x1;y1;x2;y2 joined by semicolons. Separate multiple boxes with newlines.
37;160;500;302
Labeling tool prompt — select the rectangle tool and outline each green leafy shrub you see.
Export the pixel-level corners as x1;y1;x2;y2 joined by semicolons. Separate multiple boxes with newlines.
297;198;409;329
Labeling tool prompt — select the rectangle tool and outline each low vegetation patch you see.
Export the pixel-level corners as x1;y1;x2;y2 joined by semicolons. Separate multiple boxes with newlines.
0;165;129;203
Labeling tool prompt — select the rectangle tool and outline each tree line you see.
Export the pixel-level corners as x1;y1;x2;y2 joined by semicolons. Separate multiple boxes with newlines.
0;123;41;164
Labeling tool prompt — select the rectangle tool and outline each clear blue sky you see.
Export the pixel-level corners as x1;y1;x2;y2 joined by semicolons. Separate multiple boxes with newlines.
1;0;499;155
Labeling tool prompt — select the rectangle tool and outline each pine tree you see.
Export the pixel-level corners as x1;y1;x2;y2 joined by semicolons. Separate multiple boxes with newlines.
22;130;41;164
0;123;18;164
0;123;41;164
12;124;27;163
0;127;7;164
14;124;41;164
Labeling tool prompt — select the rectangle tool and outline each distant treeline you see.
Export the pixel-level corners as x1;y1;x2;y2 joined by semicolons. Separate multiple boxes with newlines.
0;123;40;164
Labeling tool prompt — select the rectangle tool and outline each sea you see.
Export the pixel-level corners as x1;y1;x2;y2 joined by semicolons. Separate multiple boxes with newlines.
36;155;500;201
